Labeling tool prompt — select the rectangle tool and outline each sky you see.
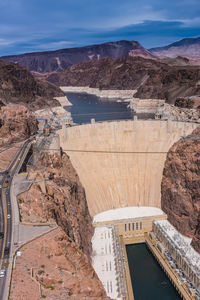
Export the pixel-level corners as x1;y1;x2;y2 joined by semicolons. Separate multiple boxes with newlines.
0;0;199;56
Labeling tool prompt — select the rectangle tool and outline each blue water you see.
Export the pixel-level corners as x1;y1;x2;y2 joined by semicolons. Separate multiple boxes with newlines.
65;92;154;124
65;92;133;124
126;243;181;300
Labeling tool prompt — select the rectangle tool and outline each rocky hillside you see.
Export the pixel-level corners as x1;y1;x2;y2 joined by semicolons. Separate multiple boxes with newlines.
175;96;200;109
150;36;200;60
11;228;110;300
16;149;110;299
47;56;200;104
1;40;156;73
19;150;94;258
0;105;38;147
0;59;64;110
161;128;200;253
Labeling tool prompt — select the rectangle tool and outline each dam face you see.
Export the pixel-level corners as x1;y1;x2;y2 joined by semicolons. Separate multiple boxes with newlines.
59;120;198;216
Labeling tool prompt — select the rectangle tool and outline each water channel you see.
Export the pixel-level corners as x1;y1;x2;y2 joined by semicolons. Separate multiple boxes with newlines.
126;243;181;300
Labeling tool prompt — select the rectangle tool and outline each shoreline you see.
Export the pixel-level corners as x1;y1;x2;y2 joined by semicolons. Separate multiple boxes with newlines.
54;95;72;107
60;86;136;100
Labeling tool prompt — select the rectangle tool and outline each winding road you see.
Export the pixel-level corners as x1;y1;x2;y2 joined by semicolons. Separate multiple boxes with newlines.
0;139;32;300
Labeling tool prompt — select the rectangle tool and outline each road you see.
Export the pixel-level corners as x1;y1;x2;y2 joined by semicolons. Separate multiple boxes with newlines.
0;139;32;300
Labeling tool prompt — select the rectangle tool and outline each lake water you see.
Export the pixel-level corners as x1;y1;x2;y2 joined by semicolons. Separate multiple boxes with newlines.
65;92;154;124
126;243;181;300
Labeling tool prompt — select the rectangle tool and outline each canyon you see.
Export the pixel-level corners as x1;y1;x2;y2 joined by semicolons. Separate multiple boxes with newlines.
0;37;199;298
47;56;200;105
11;149;110;300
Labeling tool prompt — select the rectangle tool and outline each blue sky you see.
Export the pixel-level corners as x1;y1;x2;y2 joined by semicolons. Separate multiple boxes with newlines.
0;0;199;56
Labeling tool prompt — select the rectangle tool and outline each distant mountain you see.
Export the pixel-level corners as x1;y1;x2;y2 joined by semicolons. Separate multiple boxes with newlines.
47;56;200;104
1;40;156;73
150;37;200;59
0;59;63;110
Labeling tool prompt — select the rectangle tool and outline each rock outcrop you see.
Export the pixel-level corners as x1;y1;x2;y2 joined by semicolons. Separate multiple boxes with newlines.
47;56;200;104
0;105;38;147
175;96;200;109
162;103;200;122
1;40;156;73
19;150;93;258
0;59;64;110
16;149;111;298
161;128;200;253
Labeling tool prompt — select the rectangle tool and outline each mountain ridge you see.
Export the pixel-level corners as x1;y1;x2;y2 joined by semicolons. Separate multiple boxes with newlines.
46;56;200;104
150;36;200;59
0;40;156;73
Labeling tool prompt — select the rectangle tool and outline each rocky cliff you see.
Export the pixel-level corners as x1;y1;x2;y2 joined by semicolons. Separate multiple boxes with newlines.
0;105;38;147
0;59;64;110
47;56;200;104
17;149;111;298
19;150;93;258
161;128;200;253
1;40;155;73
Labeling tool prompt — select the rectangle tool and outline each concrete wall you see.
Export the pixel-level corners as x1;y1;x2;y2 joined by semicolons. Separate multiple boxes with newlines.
59;120;198;216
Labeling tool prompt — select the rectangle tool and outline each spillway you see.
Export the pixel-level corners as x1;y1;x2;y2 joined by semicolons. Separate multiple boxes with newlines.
59;120;198;216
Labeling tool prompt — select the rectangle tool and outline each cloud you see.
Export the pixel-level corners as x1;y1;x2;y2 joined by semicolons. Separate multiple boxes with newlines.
27;40;75;51
0;38;14;46
0;0;199;55
181;17;200;27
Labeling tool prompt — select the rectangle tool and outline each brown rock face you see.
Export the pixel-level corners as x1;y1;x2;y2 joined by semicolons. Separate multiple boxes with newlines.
19;151;93;258
0;105;38;147
46;56;200;104
16;151;111;299
0;59;64;110
175;96;200;109
161;128;200;253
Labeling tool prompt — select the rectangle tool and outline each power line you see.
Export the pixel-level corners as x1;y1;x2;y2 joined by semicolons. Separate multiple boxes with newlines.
0;144;200;156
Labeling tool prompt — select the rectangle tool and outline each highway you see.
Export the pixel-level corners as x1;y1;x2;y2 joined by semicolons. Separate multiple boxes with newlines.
0;139;32;300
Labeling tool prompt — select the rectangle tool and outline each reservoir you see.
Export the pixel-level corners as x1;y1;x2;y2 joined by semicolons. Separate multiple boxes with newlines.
126;243;181;300
65;92;153;124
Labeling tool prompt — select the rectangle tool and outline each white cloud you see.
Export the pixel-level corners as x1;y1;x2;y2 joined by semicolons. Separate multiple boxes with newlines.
180;17;200;27
27;40;75;51
0;38;15;46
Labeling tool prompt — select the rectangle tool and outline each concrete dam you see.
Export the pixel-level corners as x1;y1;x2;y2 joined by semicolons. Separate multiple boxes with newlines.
59;120;198;216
